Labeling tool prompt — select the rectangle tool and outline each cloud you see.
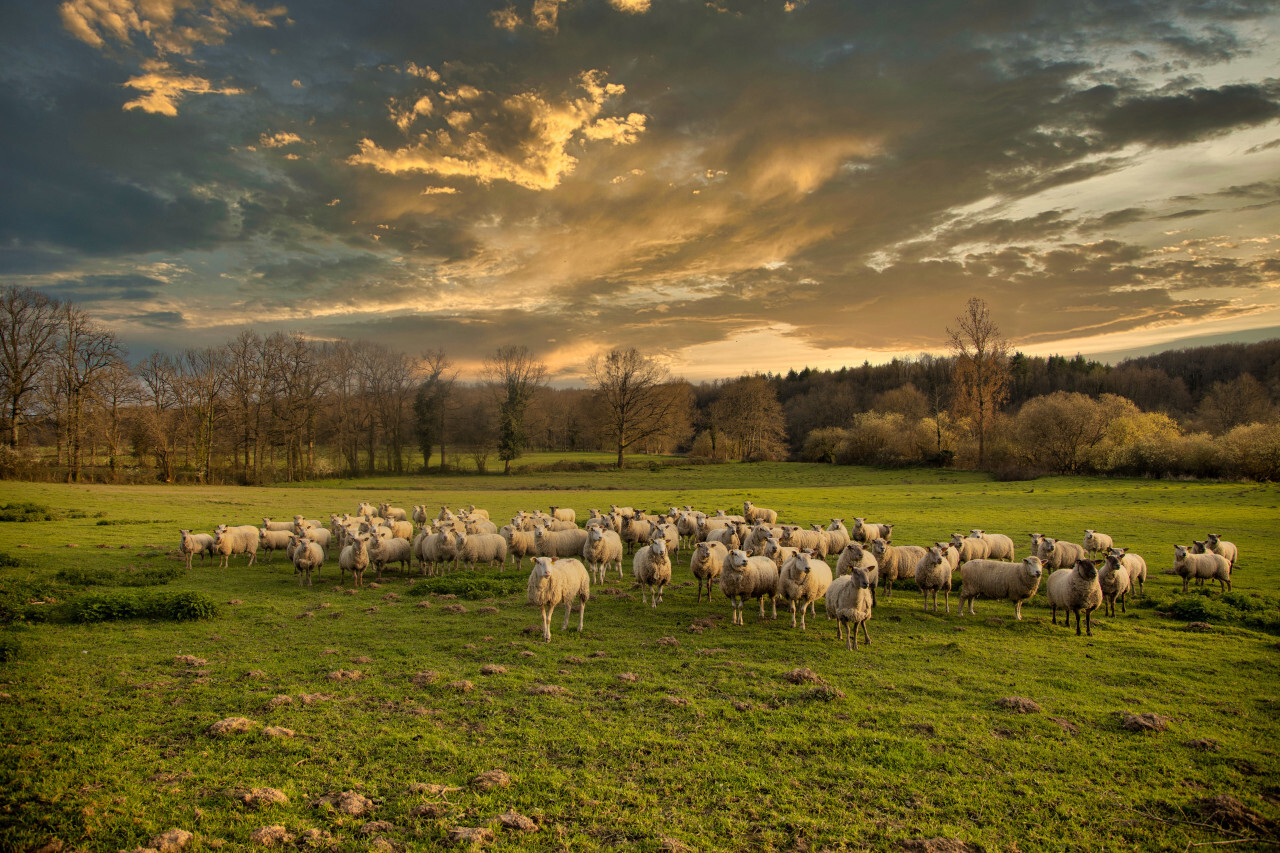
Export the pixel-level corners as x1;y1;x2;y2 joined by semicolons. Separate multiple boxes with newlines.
608;0;651;12
59;0;287;56
258;131;305;148
121;59;243;115
348;70;647;190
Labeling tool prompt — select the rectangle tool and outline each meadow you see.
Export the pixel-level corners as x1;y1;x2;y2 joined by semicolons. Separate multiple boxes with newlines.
1;461;1278;852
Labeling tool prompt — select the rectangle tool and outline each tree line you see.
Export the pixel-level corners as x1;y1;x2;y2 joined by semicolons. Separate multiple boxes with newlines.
1;286;1277;482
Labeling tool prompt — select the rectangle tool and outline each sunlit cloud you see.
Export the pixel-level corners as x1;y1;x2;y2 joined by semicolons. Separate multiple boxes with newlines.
121;59;243;115
59;0;287;55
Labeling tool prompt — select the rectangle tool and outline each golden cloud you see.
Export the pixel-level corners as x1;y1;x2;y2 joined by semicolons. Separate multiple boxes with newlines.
258;131;305;148
59;0;287;55
121;60;243;115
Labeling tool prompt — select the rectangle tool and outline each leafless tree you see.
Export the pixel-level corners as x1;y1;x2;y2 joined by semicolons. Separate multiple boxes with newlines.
711;376;788;461
482;345;547;474
588;347;686;468
0;286;62;448
948;297;1011;466
412;347;456;471
56;304;125;481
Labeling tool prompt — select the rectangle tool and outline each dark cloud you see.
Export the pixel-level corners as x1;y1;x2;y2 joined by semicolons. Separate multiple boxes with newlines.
37;274;167;303
1091;83;1280;147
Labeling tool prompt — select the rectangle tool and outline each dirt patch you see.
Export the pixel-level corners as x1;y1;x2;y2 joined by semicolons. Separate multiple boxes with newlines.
263;726;295;738
264;695;292;710
996;697;1041;714
296;828;334;849
411;671;439;688
498;812;537;832
664;695;689;707
783;668;825;685
529;685;568;696
359;821;396;835
617;672;639;683
296;612;315;620
442;604;468;615
1184;622;1214;632
447;827;494;846
1183;738;1220;751
896;840;985;853
1049;717;1079;735
150;829;194;852
657;636;679;647
174;655;207;667
407;782;460;796
245;670;267;679
326;670;364;682
479;665;507;675
415;601;432;609
298;693;331;704
589;650;607;658
228;599;243;605
1190;794;1274;834
909;723;936;736
447;680;474;693
351;656;373;664
476;606;500;615
409;803;449;819
382;593;400;602
208;717;256;737
659;838;692;853
227;787;289;808
562;656;586;665
471;770;511;790
1121;712;1171;732
250;826;294;847
800;685;845;702
314;791;374;816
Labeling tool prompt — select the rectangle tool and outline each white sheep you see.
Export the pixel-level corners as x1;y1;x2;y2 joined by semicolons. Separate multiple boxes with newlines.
1046;559;1103;636
743;501;778;524
1107;548;1147;595
776;551;832;630
870;539;925;598
779;525;829;559
652;522;680;557
380;519;413;540
1207;533;1238;569
452;532;507;571
412;505;429;526
179;529;214;570
549;506;576;524
763;538;799;571
534;526;590;559
582;526;624;584
621;516;655;552
292;515;322;534
959;556;1044;620
633;538;672;608
415;528;450;576
950;533;990;563
1083;529;1114;557
261;517;294;532
379;503;408;522
851;518;893;543
1174;545;1231;594
357;501;377;519
826;567;873;651
291;537;325;587
915;545;952;614
501;524;538;571
213;525;259;568
464;504;490;521
825;519;851;553
303;526;331;548
463;517;498;536
1098;554;1132;617
835;543;879;606
258;527;293;561
720;549;779;625
969;529;1015;561
689;541;729;603
369;535;411;578
705;526;740;551
339;534;371;587
526;556;590;642
1041;537;1088;571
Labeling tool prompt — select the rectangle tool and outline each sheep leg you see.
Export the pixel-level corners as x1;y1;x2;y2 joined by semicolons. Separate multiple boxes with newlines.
1085;606;1095;636
562;600;573;632
541;604;553;642
943;590;950;614
577;599;585;632
1014;600;1024;620
790;601;797;628
1120;592;1127;613
651;585;658;609
770;596;777;619
859;619;871;646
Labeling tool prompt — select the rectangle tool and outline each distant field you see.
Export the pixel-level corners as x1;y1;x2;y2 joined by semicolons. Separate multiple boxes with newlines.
1;463;1278;852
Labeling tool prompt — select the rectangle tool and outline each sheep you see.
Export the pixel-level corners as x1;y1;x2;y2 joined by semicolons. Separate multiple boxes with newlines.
610;505;636;519
544;518;578;532
744;523;782;556
379;503;408;522
1107;548;1147;595
835;543;879;605
915;546;952;613
261;517;294;532
777;551;833;630
959;556;1044;620
1083;529;1114;557
1046;559;1103;636
412;505;429;526
369;535;411;578
652;522;680;556
1098;554;1132;617
339;534;371;587
549;506;576;524
179;529;214;570
720;549;779;625
292;515;322;534
291;537;325;587
621;516;655;552
950;533;990;563
526;556;591;642
212;525;258;568
826;567;873;651
1174;545;1231;594
534;526;590;560
969;529;1015;561
675;511;704;548
501;524;538;571
415;529;450;576
632;538;672;608
582;526;625;584
851;518;893;543
1041;537;1088;571
743;501;778;525
705;526;740;550
779;525;828;559
933;541;960;573
258;527;293;562
1207;534;1239;569
870;539;926;598
464;505;490;521
763;538;799;571
697;516;733;542
689;541;729;603
452;532;507;572
825;519;851;553
303;526;331;548
463;517;498;536
357;501;377;519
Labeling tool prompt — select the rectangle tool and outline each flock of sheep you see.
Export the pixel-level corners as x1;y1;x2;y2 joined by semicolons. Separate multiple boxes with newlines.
178;500;1240;650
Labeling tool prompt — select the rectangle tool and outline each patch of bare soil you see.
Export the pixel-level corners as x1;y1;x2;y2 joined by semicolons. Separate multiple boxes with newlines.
1121;712;1171;732
470;770;511;790
208;717;256;737
783;668;825;685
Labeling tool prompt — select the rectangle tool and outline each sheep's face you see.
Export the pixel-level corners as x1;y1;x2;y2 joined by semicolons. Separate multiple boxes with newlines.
850;568;870;589
1175;545;1190;559
1104;554;1122;572
1075;558;1098;580
647;540;667;559
1022;556;1043;577
870;539;887;557
844;543;864;560
969;529;984;538
727;550;749;572
950;533;965;547
1190;540;1207;553
1207;533;1222;545
588;528;604;544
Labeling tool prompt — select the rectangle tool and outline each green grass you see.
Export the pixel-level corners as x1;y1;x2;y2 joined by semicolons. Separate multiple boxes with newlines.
1;463;1278;852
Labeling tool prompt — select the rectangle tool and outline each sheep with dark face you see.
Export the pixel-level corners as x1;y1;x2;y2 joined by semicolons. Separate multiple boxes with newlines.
1047;558;1103;636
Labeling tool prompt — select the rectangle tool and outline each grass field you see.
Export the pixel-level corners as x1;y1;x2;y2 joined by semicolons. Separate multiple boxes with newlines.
1;462;1278;852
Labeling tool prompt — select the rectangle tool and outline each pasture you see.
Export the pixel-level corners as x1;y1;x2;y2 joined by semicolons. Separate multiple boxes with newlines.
1;463;1278;852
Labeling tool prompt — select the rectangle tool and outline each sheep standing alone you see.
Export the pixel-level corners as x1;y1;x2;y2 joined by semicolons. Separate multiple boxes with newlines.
1083;529;1114;557
1207;533;1239;569
213;525;259;568
633;538;672;608
915;546;952;613
1098;554;1132;616
339;534;371;587
179;529;214;570
870;539;926;598
690;541;729;603
1174;545;1231;594
1046;559;1103;636
826;567;873;651
291;537;325;587
720;549;779;626
959;556;1044;620
777;552;833;630
526;556;591;643
582;526;624;584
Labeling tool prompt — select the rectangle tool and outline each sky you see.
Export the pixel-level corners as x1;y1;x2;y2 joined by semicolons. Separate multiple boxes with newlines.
2;0;1278;384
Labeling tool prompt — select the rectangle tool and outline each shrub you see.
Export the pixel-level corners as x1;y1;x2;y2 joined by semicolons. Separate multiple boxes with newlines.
0;552;19;568
70;592;141;622
69;590;219;623
0;635;19;663
56;565;184;587
405;572;526;599
0;502;55;522
800;427;849;463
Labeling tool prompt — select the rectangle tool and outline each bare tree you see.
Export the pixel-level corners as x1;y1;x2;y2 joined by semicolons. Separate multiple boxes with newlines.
948;297;1011;467
56;304;125;482
134;352;181;482
95;360;139;478
711;376;788;461
588;347;684;468
412;347;456;471
482;345;547;474
0;286;61;448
